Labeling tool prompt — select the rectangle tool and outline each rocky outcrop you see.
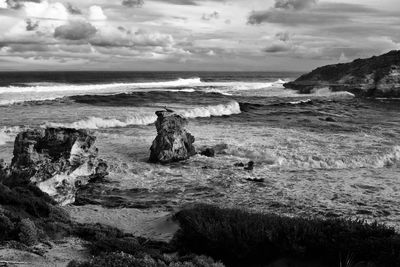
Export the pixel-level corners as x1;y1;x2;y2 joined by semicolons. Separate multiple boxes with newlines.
149;110;196;164
284;50;400;97
3;128;108;206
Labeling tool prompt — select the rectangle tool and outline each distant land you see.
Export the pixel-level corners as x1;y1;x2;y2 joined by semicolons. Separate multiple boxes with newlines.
284;50;400;97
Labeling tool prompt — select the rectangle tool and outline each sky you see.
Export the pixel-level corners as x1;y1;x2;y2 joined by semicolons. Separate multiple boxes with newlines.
0;0;399;71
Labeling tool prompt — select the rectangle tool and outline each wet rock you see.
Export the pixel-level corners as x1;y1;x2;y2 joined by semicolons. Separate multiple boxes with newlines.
0;159;11;180
8;127;108;206
199;148;215;157
245;177;264;183
244;161;254;171
325;117;336;122
149;110;196;164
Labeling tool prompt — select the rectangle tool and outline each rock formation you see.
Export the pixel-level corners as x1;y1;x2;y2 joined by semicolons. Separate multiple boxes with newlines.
284;50;400;97
149;110;196;164
2;127;108;206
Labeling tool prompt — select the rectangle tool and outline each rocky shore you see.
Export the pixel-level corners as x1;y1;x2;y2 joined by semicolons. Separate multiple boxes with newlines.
1;111;400;266
284;50;400;97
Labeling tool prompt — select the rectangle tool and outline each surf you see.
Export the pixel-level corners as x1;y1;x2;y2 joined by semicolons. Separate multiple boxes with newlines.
46;101;241;129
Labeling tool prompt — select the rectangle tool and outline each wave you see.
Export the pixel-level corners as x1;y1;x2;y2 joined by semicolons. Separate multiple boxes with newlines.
46;101;241;129
310;87;355;98
218;143;400;170
0;78;203;95
0;126;26;146
0;77;295;106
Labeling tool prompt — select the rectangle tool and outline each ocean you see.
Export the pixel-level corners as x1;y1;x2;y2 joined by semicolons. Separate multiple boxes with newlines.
0;71;399;228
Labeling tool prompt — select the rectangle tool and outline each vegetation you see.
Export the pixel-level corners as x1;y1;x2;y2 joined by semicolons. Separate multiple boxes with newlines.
0;182;72;245
68;252;224;267
173;204;400;267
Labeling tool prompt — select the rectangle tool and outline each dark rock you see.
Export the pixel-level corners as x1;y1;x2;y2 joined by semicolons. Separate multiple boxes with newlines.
0;159;11;180
234;162;245;167
325;117;336;122
284;50;400;97
244;161;254;171
149;110;196;164
199;148;215;157
7;127;108;206
245;177;264;183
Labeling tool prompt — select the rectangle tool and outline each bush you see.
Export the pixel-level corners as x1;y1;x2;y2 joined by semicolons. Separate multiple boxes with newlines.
18;218;39;246
0;213;14;239
0;182;73;243
67;252;224;267
173;204;400;266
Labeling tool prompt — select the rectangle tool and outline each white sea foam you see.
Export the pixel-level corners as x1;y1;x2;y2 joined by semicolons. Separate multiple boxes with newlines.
310;87;355;98
288;99;312;105
0;78;203;95
0;77;294;105
220;143;400;170
0;126;26;146
46;101;241;129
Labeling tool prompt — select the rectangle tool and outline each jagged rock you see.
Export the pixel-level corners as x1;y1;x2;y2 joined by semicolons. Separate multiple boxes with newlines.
199;148;215;158
284;50;400;97
325;117;336;122
7;128;108;206
244;161;254;171
149;110;196;164
0;159;10;180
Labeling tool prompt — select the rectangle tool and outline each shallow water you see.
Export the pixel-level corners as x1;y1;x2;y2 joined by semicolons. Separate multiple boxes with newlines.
0;72;399;229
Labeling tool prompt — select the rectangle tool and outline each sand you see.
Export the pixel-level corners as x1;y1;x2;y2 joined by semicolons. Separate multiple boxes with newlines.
66;205;180;242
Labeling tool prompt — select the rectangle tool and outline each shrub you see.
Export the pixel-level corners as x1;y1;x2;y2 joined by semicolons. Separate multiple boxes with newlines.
18;218;39;246
173;204;400;266
67;252;224;267
0;213;14;239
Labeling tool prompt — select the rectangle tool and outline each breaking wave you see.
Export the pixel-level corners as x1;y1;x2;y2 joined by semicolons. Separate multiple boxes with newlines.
0;78;203;94
0;126;26;146
219;144;400;170
310;87;355;98
46;101;241;129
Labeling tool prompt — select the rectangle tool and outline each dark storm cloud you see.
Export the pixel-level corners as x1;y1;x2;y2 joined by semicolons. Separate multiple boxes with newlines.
25;18;39;31
274;0;317;10
66;3;82;14
263;44;290;53
122;0;144;7
54;21;97;41
247;1;384;26
248;9;347;25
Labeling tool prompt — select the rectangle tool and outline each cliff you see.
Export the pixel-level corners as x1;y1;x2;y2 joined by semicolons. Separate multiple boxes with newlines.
284;50;400;97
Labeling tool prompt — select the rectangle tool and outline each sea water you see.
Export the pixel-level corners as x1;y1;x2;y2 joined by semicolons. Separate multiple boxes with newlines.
0;71;399;228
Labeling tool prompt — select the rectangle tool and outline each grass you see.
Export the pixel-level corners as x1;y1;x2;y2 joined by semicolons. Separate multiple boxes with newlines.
172;204;400;267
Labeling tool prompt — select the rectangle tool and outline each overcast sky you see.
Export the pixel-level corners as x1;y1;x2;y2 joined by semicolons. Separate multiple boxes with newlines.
0;0;399;71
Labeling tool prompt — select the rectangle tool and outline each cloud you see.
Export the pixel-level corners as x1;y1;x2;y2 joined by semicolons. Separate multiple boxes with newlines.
25;18;39;31
121;0;143;7
201;11;219;21
89;5;106;20
24;1;69;20
54;20;97;40
66;3;81;14
274;0;317;10
248;9;347;25
0;0;7;8
6;0;41;10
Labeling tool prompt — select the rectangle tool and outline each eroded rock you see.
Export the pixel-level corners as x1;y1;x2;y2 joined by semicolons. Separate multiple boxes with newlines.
6;127;108;206
149;110;195;164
